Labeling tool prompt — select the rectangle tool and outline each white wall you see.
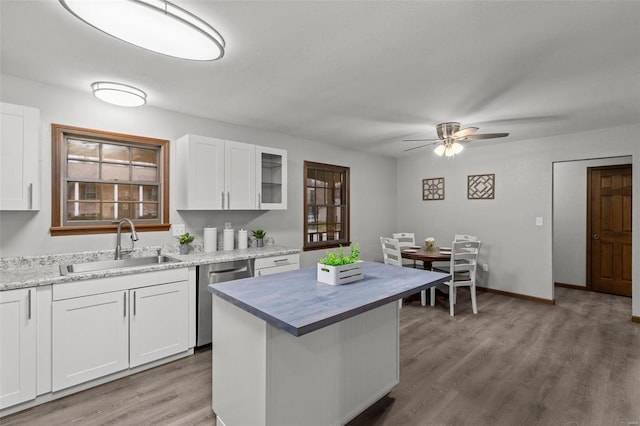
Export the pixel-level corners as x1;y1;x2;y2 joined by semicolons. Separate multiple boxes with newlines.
553;157;632;287
0;75;397;267
396;124;639;318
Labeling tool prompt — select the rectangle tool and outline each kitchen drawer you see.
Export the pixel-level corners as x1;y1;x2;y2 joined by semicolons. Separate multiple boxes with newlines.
53;267;189;301
254;254;300;271
255;253;299;277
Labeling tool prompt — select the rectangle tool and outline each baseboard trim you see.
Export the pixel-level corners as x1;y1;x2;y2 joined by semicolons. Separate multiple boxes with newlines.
477;287;555;305
632;316;640;324
554;282;588;291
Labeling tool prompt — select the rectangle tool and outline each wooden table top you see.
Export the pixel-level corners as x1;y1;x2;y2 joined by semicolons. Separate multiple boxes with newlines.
400;247;451;262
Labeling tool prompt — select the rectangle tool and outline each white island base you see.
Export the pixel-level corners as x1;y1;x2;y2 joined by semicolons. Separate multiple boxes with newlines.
212;298;399;426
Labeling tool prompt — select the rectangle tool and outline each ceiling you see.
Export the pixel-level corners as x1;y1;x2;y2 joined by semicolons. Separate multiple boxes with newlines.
1;1;639;157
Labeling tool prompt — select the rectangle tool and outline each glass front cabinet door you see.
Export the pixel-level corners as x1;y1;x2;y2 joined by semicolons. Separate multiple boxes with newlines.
256;145;287;210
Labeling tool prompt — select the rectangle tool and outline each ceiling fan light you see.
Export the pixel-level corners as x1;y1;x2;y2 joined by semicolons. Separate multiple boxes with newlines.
91;81;147;107
452;142;464;154
59;0;225;61
434;144;446;156
444;146;455;157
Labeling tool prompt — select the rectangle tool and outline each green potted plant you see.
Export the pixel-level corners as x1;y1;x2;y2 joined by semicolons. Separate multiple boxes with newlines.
252;229;267;247
317;243;363;285
177;232;196;254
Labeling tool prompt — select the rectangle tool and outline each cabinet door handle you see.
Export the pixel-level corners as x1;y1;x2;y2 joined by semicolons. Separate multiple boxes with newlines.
221;192;225;209
227;192;230;209
257;270;262;276
258;193;261;209
28;183;33;210
593;234;600;240
28;289;32;319
273;259;289;264
123;292;127;317
133;291;137;316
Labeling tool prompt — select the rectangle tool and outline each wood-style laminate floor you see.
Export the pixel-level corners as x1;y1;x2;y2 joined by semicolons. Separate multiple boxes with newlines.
3;287;639;426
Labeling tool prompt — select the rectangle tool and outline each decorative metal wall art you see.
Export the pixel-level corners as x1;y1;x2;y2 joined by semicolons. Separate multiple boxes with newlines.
467;173;495;199
422;177;445;200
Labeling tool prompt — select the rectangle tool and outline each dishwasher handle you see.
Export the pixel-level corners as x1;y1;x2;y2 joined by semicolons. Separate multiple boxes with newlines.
207;266;251;283
210;266;248;275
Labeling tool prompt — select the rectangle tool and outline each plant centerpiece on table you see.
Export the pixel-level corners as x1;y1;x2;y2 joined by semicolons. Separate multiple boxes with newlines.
252;229;267;247
177;232;196;254
317;243;364;285
424;237;436;252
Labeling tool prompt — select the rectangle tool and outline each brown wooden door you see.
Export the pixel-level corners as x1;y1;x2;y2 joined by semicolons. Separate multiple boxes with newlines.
587;165;632;296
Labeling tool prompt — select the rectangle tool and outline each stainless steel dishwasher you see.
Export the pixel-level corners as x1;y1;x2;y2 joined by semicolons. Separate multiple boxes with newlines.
197;259;254;346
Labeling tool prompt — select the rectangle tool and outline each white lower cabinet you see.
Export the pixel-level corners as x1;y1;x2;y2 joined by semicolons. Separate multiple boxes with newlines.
51;269;191;392
129;281;189;368
52;291;129;391
0;288;36;409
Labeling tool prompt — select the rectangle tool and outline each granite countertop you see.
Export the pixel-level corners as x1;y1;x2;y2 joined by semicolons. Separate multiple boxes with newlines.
208;261;450;337
0;245;300;291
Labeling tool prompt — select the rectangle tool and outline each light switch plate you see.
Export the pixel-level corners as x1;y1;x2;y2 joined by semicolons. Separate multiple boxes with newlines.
172;223;186;236
535;217;543;226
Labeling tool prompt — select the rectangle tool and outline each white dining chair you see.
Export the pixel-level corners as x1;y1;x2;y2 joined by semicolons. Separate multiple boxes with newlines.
392;232;419;267
380;237;404;308
380;236;402;266
423;240;481;316
432;233;479;272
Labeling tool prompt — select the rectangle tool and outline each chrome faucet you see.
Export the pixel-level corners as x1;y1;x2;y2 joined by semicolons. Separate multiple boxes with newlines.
114;219;139;260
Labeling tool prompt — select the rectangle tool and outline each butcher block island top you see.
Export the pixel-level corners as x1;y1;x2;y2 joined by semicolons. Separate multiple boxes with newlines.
208;261;450;336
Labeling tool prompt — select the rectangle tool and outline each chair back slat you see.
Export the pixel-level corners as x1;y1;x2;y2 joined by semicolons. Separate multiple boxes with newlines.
454;234;478;242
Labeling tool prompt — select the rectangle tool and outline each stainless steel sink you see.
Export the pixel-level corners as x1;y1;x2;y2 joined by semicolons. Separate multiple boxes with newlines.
59;255;181;275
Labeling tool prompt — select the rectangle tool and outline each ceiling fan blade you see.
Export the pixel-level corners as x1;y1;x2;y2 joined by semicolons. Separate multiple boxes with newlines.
402;138;440;142
452;127;479;139
403;143;436;152
459;132;509;141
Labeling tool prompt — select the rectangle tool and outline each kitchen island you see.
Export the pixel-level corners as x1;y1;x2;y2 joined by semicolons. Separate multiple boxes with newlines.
208;261;449;426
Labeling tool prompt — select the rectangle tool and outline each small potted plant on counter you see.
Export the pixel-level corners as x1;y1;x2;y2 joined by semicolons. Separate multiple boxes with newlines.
252;229;267;247
177;232;196;254
317;243;363;285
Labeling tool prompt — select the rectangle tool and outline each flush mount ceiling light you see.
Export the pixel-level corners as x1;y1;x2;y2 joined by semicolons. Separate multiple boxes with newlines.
91;81;147;107
59;0;225;61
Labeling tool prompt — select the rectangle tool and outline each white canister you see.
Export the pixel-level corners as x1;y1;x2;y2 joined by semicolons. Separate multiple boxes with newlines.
204;227;217;253
238;229;248;250
223;228;234;251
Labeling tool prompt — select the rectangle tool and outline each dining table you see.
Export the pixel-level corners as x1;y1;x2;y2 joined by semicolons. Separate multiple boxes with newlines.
400;247;453;305
400;246;451;270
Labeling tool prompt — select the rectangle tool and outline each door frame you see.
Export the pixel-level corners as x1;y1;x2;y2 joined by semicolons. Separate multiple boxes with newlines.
585;163;633;293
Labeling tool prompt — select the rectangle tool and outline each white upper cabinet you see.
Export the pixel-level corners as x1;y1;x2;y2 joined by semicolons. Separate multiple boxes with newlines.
256;145;287;210
176;135;286;210
0;102;40;211
175;135;225;209
224;140;256;210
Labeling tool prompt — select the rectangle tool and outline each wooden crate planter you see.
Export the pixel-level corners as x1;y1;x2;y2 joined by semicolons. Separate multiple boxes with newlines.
317;262;364;285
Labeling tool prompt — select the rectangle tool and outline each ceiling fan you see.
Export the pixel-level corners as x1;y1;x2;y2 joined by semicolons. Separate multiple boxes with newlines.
403;122;509;156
